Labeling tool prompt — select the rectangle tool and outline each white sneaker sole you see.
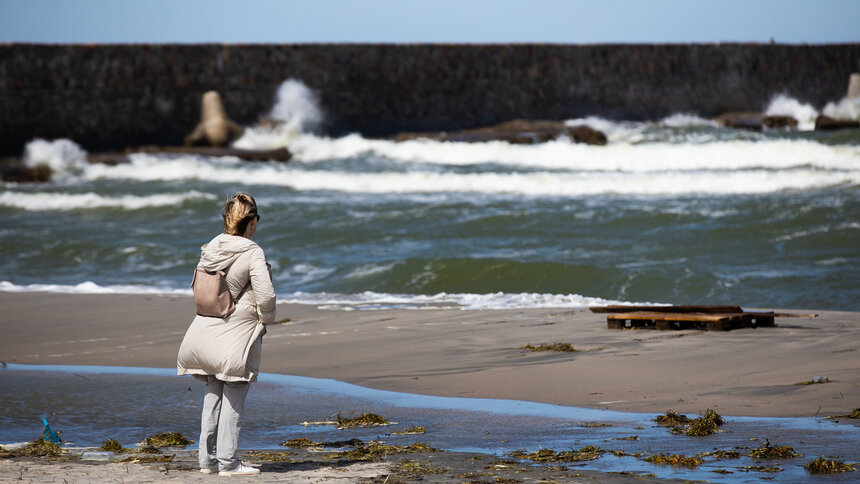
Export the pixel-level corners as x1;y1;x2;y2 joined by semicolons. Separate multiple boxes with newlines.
218;468;260;476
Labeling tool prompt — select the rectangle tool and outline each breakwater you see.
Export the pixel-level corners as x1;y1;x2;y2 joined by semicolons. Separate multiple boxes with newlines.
1;43;859;155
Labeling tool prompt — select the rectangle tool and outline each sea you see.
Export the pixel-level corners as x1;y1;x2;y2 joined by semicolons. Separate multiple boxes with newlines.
1;81;859;311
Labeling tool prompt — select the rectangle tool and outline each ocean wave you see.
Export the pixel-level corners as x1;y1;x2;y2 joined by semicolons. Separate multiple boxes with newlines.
0;280;629;310
79;159;860;196
285;135;858;172
280;291;628;310
0;280;192;296
0;190;216;211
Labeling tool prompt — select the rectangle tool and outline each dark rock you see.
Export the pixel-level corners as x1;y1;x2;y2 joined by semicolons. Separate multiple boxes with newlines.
393;119;607;146
87;146;291;164
762;115;798;129
1;164;52;183
565;125;608;145
814;115;860;131
714;112;763;131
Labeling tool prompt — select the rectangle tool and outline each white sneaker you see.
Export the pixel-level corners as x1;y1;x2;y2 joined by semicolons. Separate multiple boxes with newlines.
219;463;260;476
200;468;217;474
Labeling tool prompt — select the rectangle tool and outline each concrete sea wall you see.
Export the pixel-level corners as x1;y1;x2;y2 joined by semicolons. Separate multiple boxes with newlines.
1;43;859;155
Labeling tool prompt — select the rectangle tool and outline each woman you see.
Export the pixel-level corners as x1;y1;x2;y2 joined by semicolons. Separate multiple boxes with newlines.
177;193;276;476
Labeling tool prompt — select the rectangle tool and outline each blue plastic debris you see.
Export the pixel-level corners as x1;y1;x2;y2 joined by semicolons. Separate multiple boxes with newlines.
41;419;60;443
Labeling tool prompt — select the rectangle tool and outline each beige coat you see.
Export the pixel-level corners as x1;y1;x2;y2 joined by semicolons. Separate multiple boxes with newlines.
177;233;276;382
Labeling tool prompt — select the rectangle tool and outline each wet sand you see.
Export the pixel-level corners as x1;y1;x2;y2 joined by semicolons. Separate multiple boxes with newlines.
0;447;688;483
1;292;859;482
1;292;857;418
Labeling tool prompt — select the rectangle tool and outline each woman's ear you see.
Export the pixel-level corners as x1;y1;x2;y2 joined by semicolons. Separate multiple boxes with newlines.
245;218;257;238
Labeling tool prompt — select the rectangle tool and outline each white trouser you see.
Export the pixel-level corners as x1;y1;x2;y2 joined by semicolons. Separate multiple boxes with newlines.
199;378;251;471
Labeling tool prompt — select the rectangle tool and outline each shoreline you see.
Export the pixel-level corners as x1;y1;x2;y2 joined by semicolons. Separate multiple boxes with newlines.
0;448;685;484
1;292;858;418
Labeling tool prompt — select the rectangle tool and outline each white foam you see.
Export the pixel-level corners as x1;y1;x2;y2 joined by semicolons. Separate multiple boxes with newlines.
22;138;88;176
77;150;859;196
0;281;633;310
343;263;397;279
0;190;216;211
659;113;720;128
274;263;337;287
822;96;860;121
287;134;858;172
764;94;819;130
232;124;298;151
0;280;191;296
280;290;629;310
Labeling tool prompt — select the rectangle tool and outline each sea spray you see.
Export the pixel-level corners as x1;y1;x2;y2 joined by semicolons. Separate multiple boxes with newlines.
764;94;819;130
233;78;324;150
22;138;87;176
822;95;860;121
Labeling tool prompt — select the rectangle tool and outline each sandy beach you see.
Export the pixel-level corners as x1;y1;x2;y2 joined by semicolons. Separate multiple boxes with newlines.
1;292;857;419
1;292;859;482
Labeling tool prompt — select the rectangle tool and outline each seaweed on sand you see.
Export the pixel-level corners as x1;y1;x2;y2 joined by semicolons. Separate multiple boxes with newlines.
99;438;124;453
510;446;605;463
390;459;447;477
804;457;856;474
280;437;364;448
280;438;320;448
685;409;724;436
654;409;723;436
653;410;692;427
796;377;831;385
246;450;297;462
391;425;425;435
520;342;575;352
580;422;611;428
748;440;800;459
0;439;61;458
331;441;441;462
142;432;192;448
827;408;860;420
301;412;394;429
121;454;174;463
336;412;391;429
642;453;703;468
707;450;741;459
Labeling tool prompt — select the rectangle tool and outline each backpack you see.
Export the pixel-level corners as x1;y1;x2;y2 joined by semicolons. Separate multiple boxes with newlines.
190;268;237;318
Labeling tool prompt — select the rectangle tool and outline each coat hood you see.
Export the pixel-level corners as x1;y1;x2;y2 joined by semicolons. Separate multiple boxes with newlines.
198;233;260;272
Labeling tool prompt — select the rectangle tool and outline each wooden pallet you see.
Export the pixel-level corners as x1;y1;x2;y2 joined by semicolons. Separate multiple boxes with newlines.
590;305;742;314
605;311;776;331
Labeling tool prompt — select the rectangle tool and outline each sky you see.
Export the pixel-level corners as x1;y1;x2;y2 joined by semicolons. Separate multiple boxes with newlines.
1;0;859;44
